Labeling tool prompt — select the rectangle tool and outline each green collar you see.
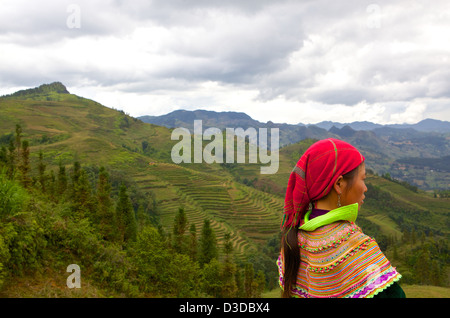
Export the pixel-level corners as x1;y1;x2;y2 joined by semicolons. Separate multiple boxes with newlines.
299;203;359;232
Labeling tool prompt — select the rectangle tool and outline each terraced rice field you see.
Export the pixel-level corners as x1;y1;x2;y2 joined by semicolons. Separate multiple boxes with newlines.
131;163;284;259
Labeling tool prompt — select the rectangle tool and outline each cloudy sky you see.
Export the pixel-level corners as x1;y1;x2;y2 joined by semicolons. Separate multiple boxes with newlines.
1;0;450;125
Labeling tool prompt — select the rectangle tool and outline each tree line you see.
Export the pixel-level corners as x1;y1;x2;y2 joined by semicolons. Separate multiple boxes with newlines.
0;124;267;297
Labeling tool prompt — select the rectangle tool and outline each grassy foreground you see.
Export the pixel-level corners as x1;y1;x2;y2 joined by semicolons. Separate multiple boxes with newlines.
262;285;450;298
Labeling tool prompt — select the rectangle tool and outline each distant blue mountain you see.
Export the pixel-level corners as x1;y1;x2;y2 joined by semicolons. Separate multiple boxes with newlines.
139;109;258;130
139;109;450;134
138;109;332;147
387;118;450;133
312;118;450;133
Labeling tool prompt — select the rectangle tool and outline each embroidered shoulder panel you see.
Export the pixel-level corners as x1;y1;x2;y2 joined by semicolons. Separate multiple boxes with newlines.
277;221;402;298
297;221;361;252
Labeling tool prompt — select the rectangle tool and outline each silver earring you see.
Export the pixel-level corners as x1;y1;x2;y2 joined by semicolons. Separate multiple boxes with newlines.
337;194;341;207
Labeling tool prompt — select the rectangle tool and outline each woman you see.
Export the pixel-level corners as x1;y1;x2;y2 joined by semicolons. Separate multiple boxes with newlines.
277;138;405;298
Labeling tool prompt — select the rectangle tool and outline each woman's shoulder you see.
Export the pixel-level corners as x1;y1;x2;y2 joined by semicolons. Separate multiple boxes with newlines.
297;221;368;251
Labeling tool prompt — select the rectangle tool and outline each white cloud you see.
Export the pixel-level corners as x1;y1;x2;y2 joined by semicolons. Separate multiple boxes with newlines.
388;101;428;124
1;0;450;124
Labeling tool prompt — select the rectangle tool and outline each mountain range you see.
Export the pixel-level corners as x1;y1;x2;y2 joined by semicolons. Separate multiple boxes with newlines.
140;109;450;133
310;118;450;133
139;110;450;190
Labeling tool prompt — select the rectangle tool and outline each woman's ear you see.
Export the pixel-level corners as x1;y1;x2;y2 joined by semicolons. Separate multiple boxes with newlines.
334;175;345;195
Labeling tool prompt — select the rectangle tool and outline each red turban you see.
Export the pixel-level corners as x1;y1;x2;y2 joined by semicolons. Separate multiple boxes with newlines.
281;138;365;229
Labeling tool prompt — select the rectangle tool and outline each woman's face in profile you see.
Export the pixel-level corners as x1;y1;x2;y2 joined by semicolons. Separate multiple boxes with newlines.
343;163;368;209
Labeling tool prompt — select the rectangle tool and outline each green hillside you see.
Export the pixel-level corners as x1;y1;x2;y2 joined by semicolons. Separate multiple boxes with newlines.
0;83;283;297
0;88;174;167
0;85;285;261
0;83;448;297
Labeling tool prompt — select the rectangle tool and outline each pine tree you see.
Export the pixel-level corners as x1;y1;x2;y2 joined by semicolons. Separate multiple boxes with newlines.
116;183;137;243
7;140;15;179
188;223;198;262
223;232;233;257
72;169;95;219
234;268;245;298
96;167;115;241
221;232;237;297
70;161;81;198
48;170;56;201
14;124;22;164
173;207;188;254
254;270;266;297
199;219;218;266
244;263;254;297
57;160;68;196
18;140;31;188
37;150;46;193
136;204;149;232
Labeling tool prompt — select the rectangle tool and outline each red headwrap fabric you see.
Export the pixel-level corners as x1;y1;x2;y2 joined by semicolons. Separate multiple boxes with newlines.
282;138;365;229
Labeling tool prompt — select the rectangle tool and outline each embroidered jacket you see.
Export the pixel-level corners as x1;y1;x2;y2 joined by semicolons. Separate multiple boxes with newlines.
277;204;402;298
